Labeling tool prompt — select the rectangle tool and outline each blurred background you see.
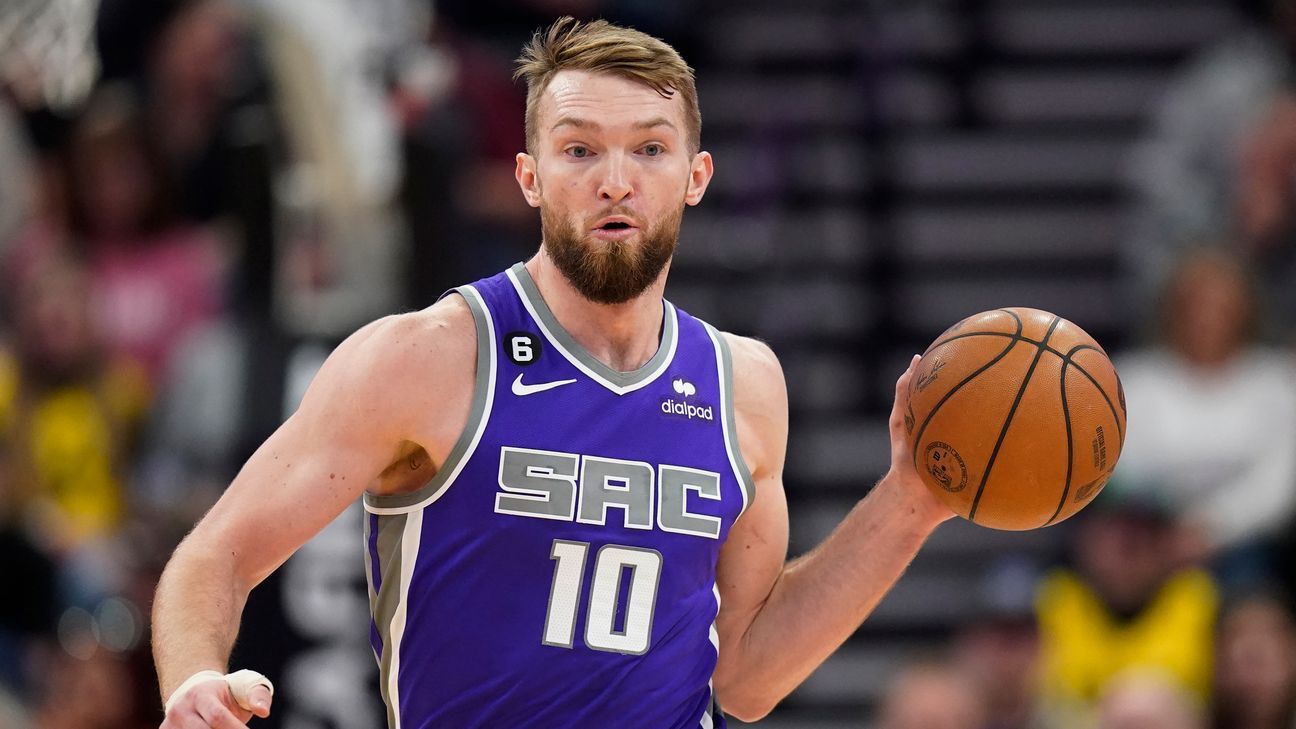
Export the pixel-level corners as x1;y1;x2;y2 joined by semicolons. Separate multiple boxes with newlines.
1;0;1295;727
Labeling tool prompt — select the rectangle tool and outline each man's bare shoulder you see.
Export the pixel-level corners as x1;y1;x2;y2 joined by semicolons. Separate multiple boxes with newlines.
345;295;477;372
719;332;786;405
310;295;478;421
717;332;788;480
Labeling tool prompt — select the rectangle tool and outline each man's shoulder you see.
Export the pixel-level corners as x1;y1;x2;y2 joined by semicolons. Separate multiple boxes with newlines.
365;296;476;352
716;332;787;460
717;332;784;394
329;296;479;390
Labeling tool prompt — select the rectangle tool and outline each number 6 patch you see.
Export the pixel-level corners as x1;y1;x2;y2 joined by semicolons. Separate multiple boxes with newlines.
506;332;542;366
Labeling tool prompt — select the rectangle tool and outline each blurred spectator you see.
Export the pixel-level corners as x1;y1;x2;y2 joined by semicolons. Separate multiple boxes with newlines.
98;0;286;325
1211;592;1296;729
1112;250;1296;586
55;87;227;384
953;558;1045;729
1035;496;1220;728
103;0;408;336
0;253;150;547
0;440;59;698
140;0;238;213
875;660;989;729
1098;671;1207;729
0;252;158;726
402;13;538;304
0;101;72;282
30;651;144;729
0;96;37;253
1236;92;1296;253
1126;0;1296;335
97;0;281;228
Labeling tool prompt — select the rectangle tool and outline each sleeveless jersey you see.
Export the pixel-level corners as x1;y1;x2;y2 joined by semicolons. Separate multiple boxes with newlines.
362;263;756;729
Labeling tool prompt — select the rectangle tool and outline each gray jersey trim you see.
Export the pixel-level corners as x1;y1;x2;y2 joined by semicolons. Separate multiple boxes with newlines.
386;509;424;729
362;516;378;653
364;286;497;513
506;262;678;395
369;512;409;729
704;323;757;514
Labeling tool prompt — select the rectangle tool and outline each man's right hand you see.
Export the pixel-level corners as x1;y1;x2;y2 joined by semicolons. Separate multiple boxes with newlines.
161;671;273;729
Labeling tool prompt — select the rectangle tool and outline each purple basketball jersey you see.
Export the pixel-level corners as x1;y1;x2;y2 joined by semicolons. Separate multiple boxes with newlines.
363;263;755;728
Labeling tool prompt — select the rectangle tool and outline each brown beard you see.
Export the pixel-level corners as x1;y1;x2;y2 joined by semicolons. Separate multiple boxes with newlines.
542;204;682;305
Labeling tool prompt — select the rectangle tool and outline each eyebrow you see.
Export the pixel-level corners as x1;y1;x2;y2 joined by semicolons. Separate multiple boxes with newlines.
550;116;678;132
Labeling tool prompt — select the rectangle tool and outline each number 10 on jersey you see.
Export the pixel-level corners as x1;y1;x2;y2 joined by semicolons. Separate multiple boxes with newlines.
543;539;663;654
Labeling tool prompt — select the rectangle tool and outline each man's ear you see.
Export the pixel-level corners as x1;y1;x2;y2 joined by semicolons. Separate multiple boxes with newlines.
685;151;714;206
516;152;542;208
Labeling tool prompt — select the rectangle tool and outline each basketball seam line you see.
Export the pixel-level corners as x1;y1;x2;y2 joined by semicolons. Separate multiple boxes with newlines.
968;315;1062;523
927;334;1124;439
1045;358;1075;527
910;316;1025;479
931;331;1096;367
1063;344;1125;442
923;309;1023;356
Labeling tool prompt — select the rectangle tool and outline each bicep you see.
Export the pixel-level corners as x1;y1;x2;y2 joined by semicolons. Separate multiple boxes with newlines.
180;317;436;590
193;405;392;590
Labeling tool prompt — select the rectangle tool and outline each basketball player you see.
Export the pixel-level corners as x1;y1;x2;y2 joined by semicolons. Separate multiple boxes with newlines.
153;17;953;729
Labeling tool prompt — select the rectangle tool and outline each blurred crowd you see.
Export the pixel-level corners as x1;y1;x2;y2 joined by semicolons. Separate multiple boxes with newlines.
0;0;552;725
883;0;1296;718
0;0;1294;728
880;1;1296;727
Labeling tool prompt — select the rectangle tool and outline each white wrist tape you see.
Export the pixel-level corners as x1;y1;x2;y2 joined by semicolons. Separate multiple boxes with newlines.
165;669;275;714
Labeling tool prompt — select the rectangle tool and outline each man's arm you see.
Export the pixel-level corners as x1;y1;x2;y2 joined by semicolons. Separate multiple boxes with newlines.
711;338;952;722
153;297;475;727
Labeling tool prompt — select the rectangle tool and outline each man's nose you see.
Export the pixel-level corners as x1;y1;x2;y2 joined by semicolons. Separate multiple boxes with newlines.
597;154;633;202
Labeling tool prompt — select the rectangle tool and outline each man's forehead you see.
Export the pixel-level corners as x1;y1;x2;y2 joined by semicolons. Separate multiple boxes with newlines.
538;70;685;131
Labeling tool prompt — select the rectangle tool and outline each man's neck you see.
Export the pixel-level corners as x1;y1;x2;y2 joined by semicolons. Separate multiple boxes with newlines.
525;251;668;373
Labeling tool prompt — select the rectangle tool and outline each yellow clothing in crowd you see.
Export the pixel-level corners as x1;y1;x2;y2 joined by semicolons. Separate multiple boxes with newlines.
1036;568;1219;706
0;352;150;542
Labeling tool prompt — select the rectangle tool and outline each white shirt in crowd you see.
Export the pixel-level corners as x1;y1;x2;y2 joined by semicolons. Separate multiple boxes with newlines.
1115;347;1296;550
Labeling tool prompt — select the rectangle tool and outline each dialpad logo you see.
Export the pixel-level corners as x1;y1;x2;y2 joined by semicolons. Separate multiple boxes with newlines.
661;378;714;421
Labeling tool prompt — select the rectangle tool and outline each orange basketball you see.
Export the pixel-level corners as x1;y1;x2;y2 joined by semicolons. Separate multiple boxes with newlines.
905;308;1127;530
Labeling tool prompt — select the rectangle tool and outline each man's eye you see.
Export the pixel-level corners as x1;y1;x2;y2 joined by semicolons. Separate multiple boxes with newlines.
643;144;662;156
568;146;590;158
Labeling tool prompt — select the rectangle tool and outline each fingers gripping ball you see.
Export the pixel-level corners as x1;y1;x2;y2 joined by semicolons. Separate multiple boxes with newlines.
905;308;1126;530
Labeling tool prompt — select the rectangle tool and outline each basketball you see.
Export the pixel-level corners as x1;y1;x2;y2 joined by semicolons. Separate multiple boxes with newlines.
905;308;1126;530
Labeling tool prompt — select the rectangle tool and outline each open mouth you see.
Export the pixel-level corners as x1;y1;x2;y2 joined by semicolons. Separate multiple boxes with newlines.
599;221;632;230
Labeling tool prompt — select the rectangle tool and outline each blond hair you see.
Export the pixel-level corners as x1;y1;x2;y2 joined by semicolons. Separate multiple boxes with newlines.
514;17;701;154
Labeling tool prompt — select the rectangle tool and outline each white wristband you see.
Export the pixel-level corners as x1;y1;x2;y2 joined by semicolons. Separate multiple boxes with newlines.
165;669;275;714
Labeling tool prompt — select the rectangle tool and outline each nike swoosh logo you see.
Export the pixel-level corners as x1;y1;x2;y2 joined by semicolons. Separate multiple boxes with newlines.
511;374;578;396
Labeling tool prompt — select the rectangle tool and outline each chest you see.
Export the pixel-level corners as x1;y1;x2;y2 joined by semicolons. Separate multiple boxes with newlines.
477;369;739;536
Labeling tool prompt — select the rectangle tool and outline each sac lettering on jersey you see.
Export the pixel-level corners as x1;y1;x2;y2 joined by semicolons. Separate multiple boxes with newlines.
493;446;722;539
